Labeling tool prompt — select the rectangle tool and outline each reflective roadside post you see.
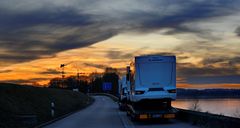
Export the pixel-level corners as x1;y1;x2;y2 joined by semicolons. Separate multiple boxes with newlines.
51;102;55;118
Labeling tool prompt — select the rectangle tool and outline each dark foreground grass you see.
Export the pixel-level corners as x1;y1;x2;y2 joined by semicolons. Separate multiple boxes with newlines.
0;83;93;128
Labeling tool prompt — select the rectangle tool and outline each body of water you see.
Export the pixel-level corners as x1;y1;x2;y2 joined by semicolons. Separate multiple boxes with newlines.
172;98;240;118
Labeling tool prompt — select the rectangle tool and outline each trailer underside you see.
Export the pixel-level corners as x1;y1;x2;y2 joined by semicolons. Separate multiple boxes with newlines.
126;99;178;121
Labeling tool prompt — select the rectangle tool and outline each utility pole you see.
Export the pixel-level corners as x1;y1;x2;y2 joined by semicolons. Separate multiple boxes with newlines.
60;64;65;79
59;61;73;88
60;64;65;88
76;70;80;90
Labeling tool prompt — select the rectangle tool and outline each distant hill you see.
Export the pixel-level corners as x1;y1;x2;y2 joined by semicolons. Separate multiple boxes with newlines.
177;88;240;99
0;83;93;128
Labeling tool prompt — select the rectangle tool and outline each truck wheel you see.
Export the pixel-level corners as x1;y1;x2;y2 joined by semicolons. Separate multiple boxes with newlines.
119;104;123;111
126;111;130;116
162;118;169;123
130;115;137;121
167;101;171;108
119;107;123;111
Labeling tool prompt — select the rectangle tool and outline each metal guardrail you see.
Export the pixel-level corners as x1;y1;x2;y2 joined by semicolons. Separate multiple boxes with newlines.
176;108;240;128
89;93;119;102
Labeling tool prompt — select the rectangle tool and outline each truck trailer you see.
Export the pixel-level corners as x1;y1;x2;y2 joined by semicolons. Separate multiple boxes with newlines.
126;55;177;120
118;76;128;110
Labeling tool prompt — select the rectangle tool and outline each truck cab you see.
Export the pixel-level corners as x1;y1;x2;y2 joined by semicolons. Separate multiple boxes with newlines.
118;76;128;110
128;55;176;102
126;55;177;120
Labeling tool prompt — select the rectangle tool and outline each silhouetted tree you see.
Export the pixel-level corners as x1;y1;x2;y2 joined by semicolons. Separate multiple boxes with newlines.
102;67;119;96
48;67;120;95
48;78;62;88
65;76;77;89
48;76;89;93
90;77;102;93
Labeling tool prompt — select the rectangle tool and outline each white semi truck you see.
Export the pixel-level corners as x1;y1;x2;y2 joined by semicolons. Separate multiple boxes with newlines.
126;55;177;120
118;76;128;110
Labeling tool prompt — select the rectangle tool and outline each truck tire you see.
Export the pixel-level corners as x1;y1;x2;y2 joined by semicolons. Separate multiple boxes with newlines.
130;115;137;121
167;101;171;108
126;111;130;116
119;106;123;111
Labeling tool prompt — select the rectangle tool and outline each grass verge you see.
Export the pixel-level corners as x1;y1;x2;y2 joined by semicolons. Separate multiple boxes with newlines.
0;83;93;128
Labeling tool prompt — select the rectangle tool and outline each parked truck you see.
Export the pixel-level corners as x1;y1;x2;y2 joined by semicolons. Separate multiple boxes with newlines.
126;55;177;120
118;76;128;110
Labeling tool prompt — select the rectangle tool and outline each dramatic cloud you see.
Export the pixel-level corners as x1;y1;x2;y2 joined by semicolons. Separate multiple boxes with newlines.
229;57;240;66
0;69;12;73
1;0;240;65
235;26;240;37
104;47;173;60
144;52;177;56
0;8;116;64
201;56;240;67
84;63;108;70
186;75;240;84
106;50;135;60
38;69;60;75
202;57;227;66
0;78;49;85
178;65;239;77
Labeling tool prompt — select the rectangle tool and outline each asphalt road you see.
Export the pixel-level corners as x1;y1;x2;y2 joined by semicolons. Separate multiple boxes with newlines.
44;96;199;128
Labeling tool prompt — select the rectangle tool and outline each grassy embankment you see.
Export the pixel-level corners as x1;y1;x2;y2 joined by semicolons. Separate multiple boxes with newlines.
0;83;93;128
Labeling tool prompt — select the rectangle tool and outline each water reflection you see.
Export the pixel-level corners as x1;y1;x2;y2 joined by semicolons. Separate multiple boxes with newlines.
172;99;240;118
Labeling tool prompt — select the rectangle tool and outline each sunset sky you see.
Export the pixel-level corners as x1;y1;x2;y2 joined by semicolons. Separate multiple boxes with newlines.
0;0;240;88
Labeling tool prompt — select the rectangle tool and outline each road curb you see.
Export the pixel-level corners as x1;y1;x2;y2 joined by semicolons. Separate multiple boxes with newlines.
34;98;95;128
89;93;118;101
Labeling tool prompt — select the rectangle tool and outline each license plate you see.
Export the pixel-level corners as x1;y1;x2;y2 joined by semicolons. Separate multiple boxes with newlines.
139;114;148;119
152;114;162;118
164;114;175;118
